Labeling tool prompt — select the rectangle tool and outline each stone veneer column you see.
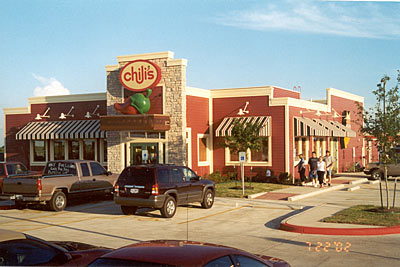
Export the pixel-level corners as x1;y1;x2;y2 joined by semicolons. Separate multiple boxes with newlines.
105;52;187;173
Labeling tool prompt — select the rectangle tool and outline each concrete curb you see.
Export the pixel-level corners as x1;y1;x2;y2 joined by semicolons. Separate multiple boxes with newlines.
346;186;360;192
349;178;368;185
280;221;400;236
247;192;268;199
287;184;345;201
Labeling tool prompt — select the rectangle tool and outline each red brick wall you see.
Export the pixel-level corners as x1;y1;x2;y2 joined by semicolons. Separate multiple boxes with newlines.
274;87;301;99
212;96;286;178
5;100;107;170
330;95;364;172
186;95;210;176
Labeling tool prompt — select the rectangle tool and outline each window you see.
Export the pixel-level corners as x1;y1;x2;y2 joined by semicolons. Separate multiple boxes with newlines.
90;162;106;176
80;163;90;176
68;140;80;160
0;239;59;266
199;138;207;161
7;164;28;175
197;134;210;166
33;141;46;162
54;141;65;160
182;167;198;182
103;139;108;163
170;168;184;183
44;162;77;176
83;140;95;160
226;137;271;166
251;139;269;162
232;255;268;267
157;169;169;183
204;256;234;267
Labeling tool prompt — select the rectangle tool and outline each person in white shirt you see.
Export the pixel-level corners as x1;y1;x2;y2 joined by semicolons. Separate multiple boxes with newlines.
316;156;326;188
323;150;335;187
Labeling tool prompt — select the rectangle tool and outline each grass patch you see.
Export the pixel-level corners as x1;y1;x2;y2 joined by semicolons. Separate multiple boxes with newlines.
322;205;400;227
215;181;290;198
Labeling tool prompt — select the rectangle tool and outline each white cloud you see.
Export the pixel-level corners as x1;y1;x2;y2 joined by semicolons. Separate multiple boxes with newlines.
216;0;400;38
32;74;70;96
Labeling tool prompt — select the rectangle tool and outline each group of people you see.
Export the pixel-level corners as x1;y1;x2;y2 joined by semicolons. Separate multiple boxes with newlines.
296;150;335;188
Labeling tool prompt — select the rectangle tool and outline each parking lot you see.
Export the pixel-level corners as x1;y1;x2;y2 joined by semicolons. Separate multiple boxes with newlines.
1;183;400;267
0;196;302;249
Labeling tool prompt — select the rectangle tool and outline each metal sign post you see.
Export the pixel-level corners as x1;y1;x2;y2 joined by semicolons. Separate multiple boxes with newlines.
239;151;246;196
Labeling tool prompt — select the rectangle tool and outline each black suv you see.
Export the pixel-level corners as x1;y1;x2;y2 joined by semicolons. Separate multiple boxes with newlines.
114;164;215;218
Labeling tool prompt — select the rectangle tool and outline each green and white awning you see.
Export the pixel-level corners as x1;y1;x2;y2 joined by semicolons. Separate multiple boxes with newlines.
215;116;271;137
16;120;106;140
294;117;356;137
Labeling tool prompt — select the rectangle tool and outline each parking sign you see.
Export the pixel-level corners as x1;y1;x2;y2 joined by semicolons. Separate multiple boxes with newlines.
239;152;246;163
142;150;149;162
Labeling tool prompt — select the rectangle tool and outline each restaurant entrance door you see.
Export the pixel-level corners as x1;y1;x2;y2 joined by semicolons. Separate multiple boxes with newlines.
130;143;159;165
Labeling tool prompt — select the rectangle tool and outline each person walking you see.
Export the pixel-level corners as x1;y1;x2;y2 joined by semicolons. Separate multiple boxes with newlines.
323;150;335;187
296;154;306;186
317;156;326;188
308;152;318;187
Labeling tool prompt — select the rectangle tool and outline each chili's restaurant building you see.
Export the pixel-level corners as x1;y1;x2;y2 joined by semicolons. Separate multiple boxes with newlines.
3;51;379;179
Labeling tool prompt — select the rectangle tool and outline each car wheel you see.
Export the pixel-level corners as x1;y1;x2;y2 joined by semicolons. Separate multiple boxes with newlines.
15;201;26;210
160;196;176;218
201;189;214;209
48;191;67;212
371;170;383;180
121;206;137;215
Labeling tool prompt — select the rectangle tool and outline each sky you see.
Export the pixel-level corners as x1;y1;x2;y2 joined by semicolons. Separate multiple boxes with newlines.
1;0;400;147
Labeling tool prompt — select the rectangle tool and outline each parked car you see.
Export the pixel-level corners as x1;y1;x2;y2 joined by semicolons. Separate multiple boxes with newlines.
114;164;215;218
0;162;40;193
0;229;111;266
88;240;290;266
0;160;118;211
364;161;400;180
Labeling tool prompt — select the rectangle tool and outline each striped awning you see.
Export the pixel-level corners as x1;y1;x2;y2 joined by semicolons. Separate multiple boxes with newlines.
16;120;106;140
294;117;329;137
312;119;346;137
215;116;271;137
295;117;357;137
330;121;356;137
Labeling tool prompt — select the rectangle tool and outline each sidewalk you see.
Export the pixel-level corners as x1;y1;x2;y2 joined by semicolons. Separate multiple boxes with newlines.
249;173;368;201
250;173;400;235
280;203;400;236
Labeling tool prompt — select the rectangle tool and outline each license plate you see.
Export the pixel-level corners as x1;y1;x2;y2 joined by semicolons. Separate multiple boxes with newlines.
130;189;139;194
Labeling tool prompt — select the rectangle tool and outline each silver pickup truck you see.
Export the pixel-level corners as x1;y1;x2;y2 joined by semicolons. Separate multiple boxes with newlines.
364;161;400;180
1;160;118;211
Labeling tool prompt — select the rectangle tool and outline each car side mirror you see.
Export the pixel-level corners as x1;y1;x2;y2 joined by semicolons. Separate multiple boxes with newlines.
105;171;112;176
190;176;201;182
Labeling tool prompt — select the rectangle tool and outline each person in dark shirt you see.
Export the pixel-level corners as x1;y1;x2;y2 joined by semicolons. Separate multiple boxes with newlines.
296;154;306;186
308;152;318;187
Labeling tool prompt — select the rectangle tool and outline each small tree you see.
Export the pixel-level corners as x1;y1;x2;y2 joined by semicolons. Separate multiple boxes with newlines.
223;119;264;154
222;119;264;192
358;71;400;209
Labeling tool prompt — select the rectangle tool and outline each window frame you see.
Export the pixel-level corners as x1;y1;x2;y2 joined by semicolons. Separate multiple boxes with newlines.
30;140;48;166
197;134;210;166
225;137;272;166
50;140;67;161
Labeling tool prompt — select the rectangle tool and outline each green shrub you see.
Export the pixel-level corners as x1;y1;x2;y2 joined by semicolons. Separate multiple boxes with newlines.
205;171;231;184
278;172;296;185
